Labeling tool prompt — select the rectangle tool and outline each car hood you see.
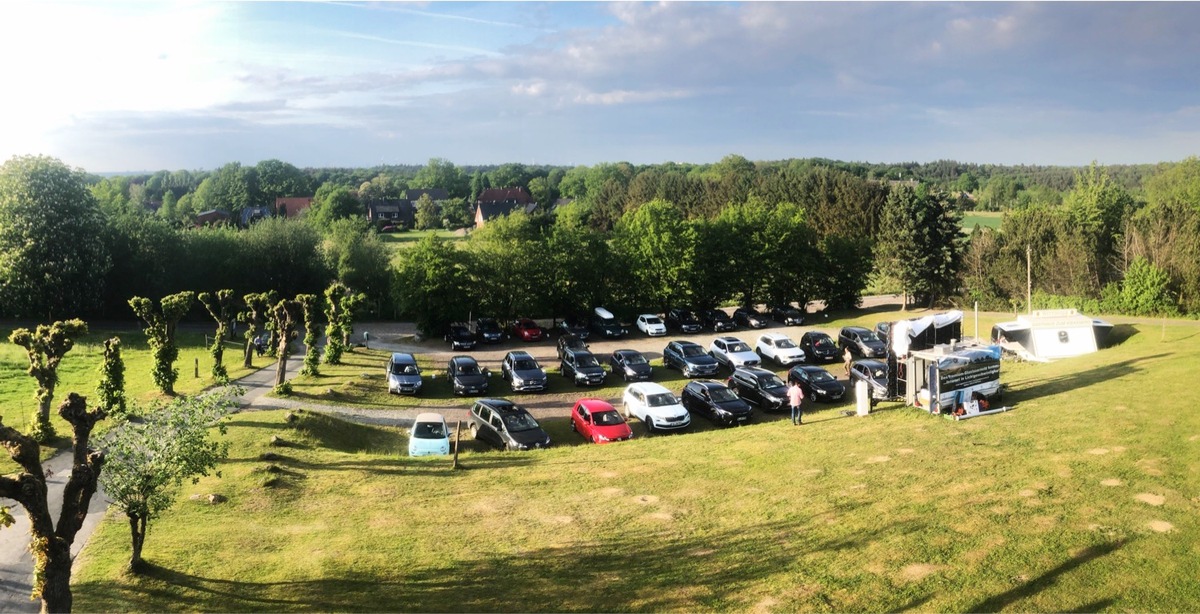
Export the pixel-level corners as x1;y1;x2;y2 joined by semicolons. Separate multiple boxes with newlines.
761;385;787;398
862;339;887;350
814;379;846;394
512;368;546;380
409;437;449;455
715;398;752;414
729;350;760;362
389;373;422;385
454;374;488;386
508;427;551;446
621;362;653;375
575;365;606;376
591;423;633;439
645;403;689;419
683;354;719;366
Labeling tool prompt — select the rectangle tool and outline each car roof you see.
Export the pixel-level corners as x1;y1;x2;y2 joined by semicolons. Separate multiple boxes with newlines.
855;359;888;369
689;380;729;390
791;365;827;374
576;398;615;412
480;398;521;412
803;330;831;338
565;348;593;357
842;326;872;334
627;381;671;395
450;355;478;365
638;313;661;318
505;350;533;360
390;352;416;363
413;412;445;424
673;340;703;347
715;336;741;343
759;333;788;341
613;348;641;356
735;366;776;378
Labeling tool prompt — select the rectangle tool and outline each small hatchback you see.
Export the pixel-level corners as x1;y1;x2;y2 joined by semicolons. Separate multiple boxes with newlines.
571;398;634;444
386;352;423;395
408;413;450;457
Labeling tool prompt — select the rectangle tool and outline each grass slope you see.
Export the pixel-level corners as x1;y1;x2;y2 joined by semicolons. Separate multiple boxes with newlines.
962;210;1004;231
71;320;1200;611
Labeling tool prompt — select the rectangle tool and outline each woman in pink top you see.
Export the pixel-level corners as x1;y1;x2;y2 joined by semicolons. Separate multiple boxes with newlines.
787;381;805;425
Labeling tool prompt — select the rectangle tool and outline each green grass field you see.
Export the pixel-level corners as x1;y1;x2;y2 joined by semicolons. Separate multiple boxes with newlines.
68;313;1200;611
962;210;1004;231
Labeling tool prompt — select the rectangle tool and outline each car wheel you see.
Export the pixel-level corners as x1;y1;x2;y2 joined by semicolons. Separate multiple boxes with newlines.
570;419;577;432
469;423;479;439
621;403;631;419
645;419;654;435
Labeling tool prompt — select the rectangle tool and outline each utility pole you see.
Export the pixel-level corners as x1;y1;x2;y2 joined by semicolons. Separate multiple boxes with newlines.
1026;244;1032;314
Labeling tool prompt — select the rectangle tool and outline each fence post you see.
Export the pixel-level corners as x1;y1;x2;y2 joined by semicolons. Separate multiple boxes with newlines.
452;420;462;470
195;357;199;378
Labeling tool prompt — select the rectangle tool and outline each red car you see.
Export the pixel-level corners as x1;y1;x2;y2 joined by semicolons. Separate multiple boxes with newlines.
510;318;545;342
570;399;633;444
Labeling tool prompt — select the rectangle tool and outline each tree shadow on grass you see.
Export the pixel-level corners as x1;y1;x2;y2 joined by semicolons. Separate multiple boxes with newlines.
79;517;926;612
966;539;1130;613
1004;355;1167;404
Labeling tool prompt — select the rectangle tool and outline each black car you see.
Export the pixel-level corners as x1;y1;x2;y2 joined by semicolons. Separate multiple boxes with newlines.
799;331;840;363
447;355;489;396
609;349;652;382
733;307;769;329
666;308;703;334
839;326;888;359
681;380;753;426
444;324;476;350
557;333;588;361
728;366;789;413
662;340;720;378
557;315;591;340
590;307;628;339
769;305;806;326
849;359;890;401
500;350;547;393
473;317;504;344
787;365;846;402
560;348;607;386
470;399;552;451
701;309;737;332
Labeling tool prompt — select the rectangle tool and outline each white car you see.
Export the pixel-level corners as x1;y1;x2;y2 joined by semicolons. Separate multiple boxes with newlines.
708;336;761;371
621;382;691;433
636;313;667;336
756;333;806;366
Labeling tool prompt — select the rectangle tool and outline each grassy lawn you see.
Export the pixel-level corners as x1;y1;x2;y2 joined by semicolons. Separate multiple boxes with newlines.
962;210;1004;231
379;229;465;265
69;315;1200;611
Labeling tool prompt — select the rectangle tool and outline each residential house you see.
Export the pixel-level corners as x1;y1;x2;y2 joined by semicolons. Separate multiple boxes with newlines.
194;209;231;226
473;187;536;228
365;198;414;228
240;206;273;227
275;196;314;219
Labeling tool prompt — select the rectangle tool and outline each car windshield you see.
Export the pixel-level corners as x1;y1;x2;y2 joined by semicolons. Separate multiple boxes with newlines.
728;343;751;353
502;412;540;432
622;353;648;365
644;317;662;325
576;355;599;367
682;346;705;357
871;368;887;378
593;411;624;426
392;364;418;375
813;336;834;348
761;375;786;389
457;364;479;375
682;314;699;322
809;370;835;383
711;312;729;320
647;393;678;407
861;331;882;343
413;422;446;439
775;339;797;349
514;359;538;371
709;388;739;403
479;321;499;331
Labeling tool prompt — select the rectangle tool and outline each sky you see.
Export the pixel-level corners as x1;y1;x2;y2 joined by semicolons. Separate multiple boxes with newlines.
2;1;1199;173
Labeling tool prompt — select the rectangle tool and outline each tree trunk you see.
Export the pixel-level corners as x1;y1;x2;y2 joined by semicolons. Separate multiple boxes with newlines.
40;537;73;614
244;335;254;368
275;344;288;387
127;513;146;572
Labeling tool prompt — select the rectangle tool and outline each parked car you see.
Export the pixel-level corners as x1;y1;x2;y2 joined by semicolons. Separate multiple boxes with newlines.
733;307;769;329
557;333;588;360
386;352;423;395
662;340;721;378
874;320;892;343
622;382;690;433
839;326;888;359
727;366;789;413
473;317;504;344
755;333;806;367
447;355;489;396
590;307;628;339
702;308;737;332
500;350;547;393
849;359;890;401
510;317;545;342
557;315;590;340
709;336;761;371
470;398;551;451
444;324;476;350
769;304;806;326
667;307;703;334
799;331;840;363
571;398;633;444
560;348;608;387
636;313;667;337
681;380;753;426
609;349;652;382
787;365;846;402
408;412;450;456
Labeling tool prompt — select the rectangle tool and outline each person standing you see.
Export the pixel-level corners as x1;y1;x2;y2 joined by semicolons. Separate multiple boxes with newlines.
787;381;805;425
843;346;853;376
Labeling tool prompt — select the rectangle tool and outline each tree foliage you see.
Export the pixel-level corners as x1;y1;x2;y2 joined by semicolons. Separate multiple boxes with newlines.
8;319;89;443
392;236;473;335
322;282;363;365
96;337;128;419
198;290;238;380
238;291;275;368
129;292;195;395
309;182;363;229
268;298;301;389
876;186;964;308
296;294;321;376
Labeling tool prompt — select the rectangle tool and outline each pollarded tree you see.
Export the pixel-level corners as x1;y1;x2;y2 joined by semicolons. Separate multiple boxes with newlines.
95;337;127;419
0;393;106;613
198;290;238;380
0;155;111;319
323;282;364;364
269;298;301;389
100;387;237;572
8;319;89;443
296;294;321;376
129;292;196;396
238;291;275;368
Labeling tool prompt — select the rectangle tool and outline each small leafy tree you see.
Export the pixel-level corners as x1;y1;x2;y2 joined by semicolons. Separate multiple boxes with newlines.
322;282;364;365
269;298;301;389
8;319;89;443
0;393;106;613
198;289;238;380
238;291;275;368
100;387;238;572
296;294;321;376
96;337;127;418
129;292;196;396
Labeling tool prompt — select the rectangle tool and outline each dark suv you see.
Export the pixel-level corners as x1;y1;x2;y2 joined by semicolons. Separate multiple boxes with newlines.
470;398;551;451
609;349;652;382
733;307;769;329
839;326;888;359
667;308;703;334
769;305;806;326
590;308;628;339
799;331;839;363
557;315;590;340
681;380;752;426
560;348;607;387
557;333;588;361
701;309;737;332
500;350;547;393
662;340;720;378
444;324;476;350
727;366;789;413
447;355;489;396
473;317;504;344
787;365;845;402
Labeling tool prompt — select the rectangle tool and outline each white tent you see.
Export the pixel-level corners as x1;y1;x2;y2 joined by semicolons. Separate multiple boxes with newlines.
992;309;1111;360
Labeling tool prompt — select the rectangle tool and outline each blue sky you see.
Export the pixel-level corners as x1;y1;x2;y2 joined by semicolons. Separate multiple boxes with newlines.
2;1;1199;172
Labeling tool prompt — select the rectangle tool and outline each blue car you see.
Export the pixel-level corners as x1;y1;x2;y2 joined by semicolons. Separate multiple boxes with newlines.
408;413;450;457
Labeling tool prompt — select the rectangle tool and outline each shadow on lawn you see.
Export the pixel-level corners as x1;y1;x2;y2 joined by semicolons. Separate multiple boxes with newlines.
1004;354;1167;404
82;517;919;612
966;539;1130;612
